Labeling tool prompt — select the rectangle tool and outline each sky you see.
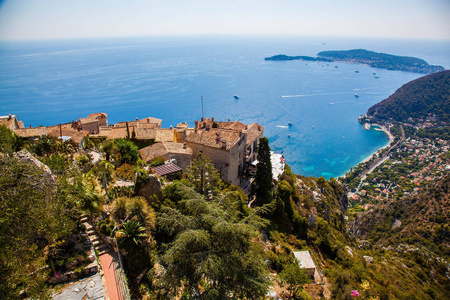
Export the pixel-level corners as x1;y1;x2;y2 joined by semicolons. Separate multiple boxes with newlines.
0;0;449;41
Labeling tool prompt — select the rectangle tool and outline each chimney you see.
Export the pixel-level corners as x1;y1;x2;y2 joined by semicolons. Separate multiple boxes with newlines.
212;116;214;122
228;118;230;122
195;120;198;129
135;117;138;121
8;114;12;120
221;138;227;149
183;143;187;149
201;117;204;121
258;125;261;131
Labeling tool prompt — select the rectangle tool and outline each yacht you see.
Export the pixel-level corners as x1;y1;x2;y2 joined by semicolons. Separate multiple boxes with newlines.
234;94;239;99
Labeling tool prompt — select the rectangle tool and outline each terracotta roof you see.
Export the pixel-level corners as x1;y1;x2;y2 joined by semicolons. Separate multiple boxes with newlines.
139;143;168;162
155;129;174;142
14;127;48;138
80;113;107;124
139;142;192;162
95;127;113;138
186;128;242;150
106;127;132;140
135;128;156;140
48;128;88;144
116;117;162;128
152;162;182;176
244;123;264;145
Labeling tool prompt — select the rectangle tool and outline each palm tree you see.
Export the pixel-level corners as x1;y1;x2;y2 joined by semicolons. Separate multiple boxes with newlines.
116;220;147;245
110;197;128;223
68;175;103;218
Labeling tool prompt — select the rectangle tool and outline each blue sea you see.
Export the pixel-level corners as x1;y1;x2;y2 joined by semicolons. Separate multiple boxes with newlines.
1;36;449;178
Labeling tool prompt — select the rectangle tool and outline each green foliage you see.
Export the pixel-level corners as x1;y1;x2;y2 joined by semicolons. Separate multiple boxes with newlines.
156;186;270;298
44;153;72;175
117;220;147;245
185;152;220;198
115;163;135;181
114;138;141;166
255;137;273;204
149;155;165;167
0;125;24;154
67;175;103;217
367;70;450;123
98;218;115;236
277;260;311;300
0;157;75;299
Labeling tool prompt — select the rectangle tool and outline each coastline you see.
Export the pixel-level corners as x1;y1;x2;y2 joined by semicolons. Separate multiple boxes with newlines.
338;124;393;179
360;125;394;164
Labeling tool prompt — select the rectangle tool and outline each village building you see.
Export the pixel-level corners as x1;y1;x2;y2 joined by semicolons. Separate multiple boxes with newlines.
185;117;264;186
139;141;192;171
0;114;23;131
76;113;108;134
293;250;317;279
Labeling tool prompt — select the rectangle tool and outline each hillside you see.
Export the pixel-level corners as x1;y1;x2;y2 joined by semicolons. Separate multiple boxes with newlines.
265;49;445;74
367;70;450;124
318;49;445;74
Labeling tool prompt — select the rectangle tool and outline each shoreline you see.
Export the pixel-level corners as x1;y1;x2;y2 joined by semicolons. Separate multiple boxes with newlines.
338;124;393;179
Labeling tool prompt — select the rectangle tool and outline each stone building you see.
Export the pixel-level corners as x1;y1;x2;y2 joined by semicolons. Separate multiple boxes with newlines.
185;118;264;186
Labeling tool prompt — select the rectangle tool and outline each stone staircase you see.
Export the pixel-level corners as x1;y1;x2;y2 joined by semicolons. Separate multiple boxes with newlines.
80;216;110;256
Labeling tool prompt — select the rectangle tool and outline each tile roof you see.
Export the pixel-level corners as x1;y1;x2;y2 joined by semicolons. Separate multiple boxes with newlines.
155;129;174;142
139;142;192;162
48;128;88;144
152;162;182;176
186;128;242;150
116;117;162;128
244;123;264;145
79;113;107;124
106;127;131;140
135;128;156;140
139;143;168;162
14;127;48;138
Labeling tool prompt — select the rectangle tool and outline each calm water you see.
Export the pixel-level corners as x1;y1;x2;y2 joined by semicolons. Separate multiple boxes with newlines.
1;36;449;178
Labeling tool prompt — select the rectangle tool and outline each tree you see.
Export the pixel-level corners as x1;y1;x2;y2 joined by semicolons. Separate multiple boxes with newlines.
67;175;103;218
93;160;115;194
0;125;24;155
101;140;117;162
255;137;273;204
277;261;311;299
157;184;270;299
117;220;147;245
114;138;140;166
0;156;74;299
185;152;220;198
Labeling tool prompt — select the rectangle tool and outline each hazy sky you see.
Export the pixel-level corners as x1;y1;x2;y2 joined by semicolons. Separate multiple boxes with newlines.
0;0;449;40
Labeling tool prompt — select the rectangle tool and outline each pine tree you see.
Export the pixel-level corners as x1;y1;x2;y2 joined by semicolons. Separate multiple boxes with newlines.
185;152;220;198
157;183;270;299
255;137;273;204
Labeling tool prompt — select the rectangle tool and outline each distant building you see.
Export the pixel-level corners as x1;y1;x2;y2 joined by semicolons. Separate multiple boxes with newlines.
293;251;316;279
0;114;23;131
77;113;108;134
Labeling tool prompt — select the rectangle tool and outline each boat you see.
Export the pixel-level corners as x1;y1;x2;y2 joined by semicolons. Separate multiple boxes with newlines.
343;136;346;139
234;94;239;99
287;134;291;138
329;102;334;105
355;70;359;73
312;125;315;129
288;122;292;126
374;76;380;79
354;94;359;98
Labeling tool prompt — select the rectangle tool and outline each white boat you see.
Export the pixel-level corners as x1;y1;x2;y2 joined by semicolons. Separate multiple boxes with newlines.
287;134;291;138
288;122;292;126
234;94;239;99
354;94;359;98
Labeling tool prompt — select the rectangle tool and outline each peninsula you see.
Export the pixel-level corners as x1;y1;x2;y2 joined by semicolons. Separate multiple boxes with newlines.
265;49;445;74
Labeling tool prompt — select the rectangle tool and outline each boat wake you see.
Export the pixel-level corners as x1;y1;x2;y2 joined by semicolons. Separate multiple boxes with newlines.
277;125;289;128
282;91;349;98
353;87;378;91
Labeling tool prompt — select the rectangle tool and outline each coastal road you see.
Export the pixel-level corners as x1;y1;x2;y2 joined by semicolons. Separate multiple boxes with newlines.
356;125;404;191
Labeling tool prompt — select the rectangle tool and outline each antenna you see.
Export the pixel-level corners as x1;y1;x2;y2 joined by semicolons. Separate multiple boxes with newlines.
201;96;204;119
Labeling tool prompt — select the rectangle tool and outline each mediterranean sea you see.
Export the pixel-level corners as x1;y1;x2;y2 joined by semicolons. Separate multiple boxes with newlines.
1;36;449;178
